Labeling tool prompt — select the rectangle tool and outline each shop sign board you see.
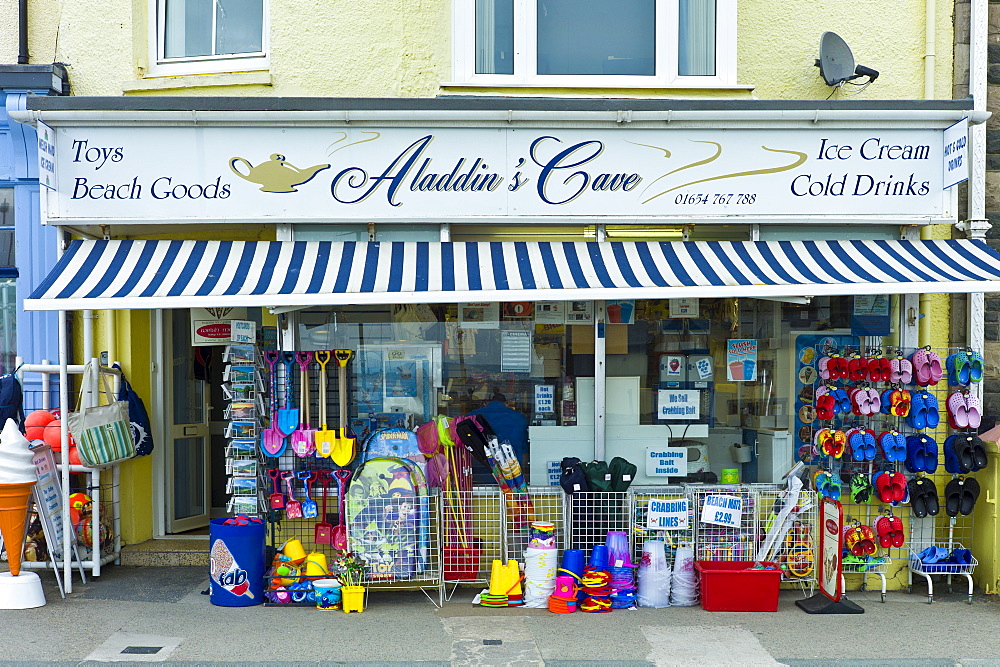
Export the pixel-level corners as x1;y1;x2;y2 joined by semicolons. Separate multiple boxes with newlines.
46;126;953;223
37;121;57;191
942;117;969;189
699;494;743;528
29;443;68;558
546;460;561;486
657;389;700;420
669;298;699;318
851;294;890;336
191;307;247;346
500;329;532;373
534;384;555;413
230;320;256;344
645;447;687;477
647;498;690;530
726;339;757;381
819;497;844;601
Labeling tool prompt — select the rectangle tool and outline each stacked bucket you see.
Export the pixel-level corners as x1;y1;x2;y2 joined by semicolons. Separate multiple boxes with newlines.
606;531;637;609
549;548;583;613
482;559;523;607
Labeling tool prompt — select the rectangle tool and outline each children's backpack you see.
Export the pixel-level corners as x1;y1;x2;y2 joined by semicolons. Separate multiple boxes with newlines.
113;364;154;457
559;457;588;495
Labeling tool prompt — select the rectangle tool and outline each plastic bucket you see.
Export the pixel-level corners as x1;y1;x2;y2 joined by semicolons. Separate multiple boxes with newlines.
313;578;342;610
209;518;265;607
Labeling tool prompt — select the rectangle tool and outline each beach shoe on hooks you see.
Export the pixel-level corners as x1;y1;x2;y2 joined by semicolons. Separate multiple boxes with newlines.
880;389;894;416
926;351;944;385
889;357;903;384
888;514;905;548
945;477;965;517
874;514;894;549
906;391;928;430
850;473;874;504
968;435;988;471
860;429;878;461
944;435;972;475
960;477;981;516
869;356;891;383
867;387;882;414
922;477;940;516
911;348;931;385
818;356;832;380
924;392;940;428
879;430;906;463
848;356;869;382
873;471;894;504
829;356;850;380
947;351;971;386
846;429;865;461
968;350;984;383
833;388;852;415
815;428;832;455
947;392;969;429
891;389;912;417
888;472;907;503
909;477;930;518
816;393;837;421
898;357;914;384
906;435;925;473
966;392;982;430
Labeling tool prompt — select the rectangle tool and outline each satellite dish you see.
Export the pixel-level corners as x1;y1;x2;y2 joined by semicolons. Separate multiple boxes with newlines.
815;32;856;86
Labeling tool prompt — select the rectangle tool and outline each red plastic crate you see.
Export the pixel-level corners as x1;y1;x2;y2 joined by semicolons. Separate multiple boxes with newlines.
694;560;781;612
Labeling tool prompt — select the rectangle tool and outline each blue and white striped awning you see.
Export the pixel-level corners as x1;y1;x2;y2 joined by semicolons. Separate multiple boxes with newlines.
24;239;1000;311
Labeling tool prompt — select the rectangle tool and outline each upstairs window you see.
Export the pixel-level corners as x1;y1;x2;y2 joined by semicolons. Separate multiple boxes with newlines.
151;0;267;75
453;0;735;87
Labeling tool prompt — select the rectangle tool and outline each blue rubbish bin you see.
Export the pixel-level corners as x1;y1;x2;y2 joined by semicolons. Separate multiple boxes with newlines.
209;517;265;607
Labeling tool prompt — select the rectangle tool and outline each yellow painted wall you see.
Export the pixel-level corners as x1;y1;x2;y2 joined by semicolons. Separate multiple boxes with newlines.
0;0;17;65
72;227;275;545
20;0;953;101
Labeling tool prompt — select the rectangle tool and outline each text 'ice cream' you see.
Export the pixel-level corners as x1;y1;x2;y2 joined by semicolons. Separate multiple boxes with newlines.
0;419;37;484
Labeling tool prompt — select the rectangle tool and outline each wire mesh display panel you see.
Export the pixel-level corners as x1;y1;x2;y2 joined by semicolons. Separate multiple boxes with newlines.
505;487;565;559
755;485;817;586
441;487;503;585
692;486;760;562
630;486;692;569
565;491;630;554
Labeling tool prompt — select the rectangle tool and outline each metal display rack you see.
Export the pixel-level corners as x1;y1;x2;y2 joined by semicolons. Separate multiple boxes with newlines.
11;359;122;583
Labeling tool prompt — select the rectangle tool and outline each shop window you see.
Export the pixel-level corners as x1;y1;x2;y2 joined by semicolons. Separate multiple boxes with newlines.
0;278;15;375
150;0;267;76
297;303;595;481
453;0;736;88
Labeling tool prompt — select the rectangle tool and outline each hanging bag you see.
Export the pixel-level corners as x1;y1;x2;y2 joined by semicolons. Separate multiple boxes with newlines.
112;363;155;457
67;363;136;468
0;369;24;429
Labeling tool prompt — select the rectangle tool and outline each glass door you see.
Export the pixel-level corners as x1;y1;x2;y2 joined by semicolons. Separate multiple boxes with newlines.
163;309;210;533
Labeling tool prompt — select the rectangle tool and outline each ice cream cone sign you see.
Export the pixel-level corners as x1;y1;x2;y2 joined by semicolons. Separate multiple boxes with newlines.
0;419;38;576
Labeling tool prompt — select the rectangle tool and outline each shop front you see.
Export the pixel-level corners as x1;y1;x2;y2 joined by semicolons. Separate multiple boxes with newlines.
13;97;1000;604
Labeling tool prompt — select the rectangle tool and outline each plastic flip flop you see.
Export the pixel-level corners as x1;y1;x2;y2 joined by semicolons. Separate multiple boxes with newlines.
966;392;982;429
960;477;981;516
911;349;931;385
873;471;894;503
944;435;969;474
879;430;906;462
898;357;913;384
874;515;893;548
847;430;865;461
907;391;927;430
922;478;940;516
927;351;943;385
968;351;984;383
908;478;929;518
945;478;964;517
848;356;868;381
867;387;881;414
850;473;873;504
948;392;969;429
889;472;907;503
968;435;988;471
889;515;905;547
889;357;903;383
906;435;925;473
922;392;940;428
818;356;831;380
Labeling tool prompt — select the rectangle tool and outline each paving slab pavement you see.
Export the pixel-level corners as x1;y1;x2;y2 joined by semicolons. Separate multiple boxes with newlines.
0;566;998;665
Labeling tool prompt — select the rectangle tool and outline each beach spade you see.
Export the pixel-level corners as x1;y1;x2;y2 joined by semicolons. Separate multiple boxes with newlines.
314;351;337;458
276;352;299;437
299;470;318;518
314;470;334;544
282;471;302;519
268;468;285;510
330;349;356;467
261;351;286;457
332;468;352;550
290;351;316;457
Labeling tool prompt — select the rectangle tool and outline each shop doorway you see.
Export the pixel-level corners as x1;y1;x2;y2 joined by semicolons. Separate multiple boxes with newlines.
158;309;211;534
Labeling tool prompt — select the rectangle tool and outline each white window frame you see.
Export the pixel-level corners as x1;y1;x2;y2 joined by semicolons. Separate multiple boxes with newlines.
451;0;736;88
146;0;269;77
